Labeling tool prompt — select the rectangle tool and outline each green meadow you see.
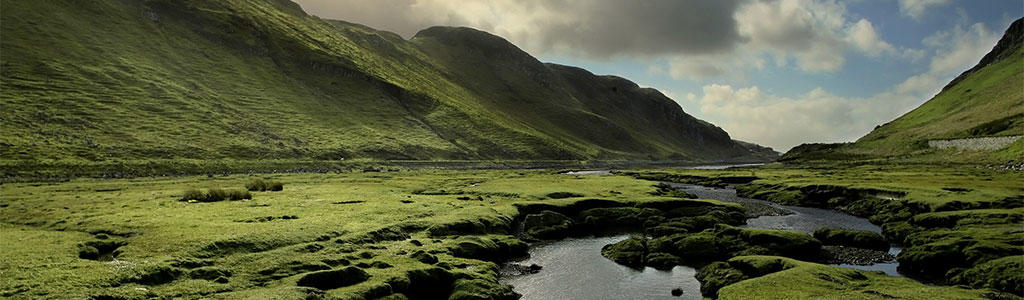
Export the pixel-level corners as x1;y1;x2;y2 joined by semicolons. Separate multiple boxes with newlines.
2;166;1020;299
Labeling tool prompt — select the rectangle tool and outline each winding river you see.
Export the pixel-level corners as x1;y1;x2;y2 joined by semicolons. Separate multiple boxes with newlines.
502;170;902;299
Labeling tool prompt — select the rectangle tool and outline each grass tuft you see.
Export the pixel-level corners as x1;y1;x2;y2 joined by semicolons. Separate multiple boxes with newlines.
181;188;251;202
246;179;284;192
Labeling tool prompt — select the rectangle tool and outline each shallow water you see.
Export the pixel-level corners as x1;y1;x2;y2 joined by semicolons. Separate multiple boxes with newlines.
504;180;904;299
671;183;903;276
686;163;766;170
501;235;702;300
559;170;613;175
670;183;881;234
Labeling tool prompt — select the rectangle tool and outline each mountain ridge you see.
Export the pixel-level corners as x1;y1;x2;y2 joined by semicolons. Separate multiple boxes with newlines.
0;0;778;170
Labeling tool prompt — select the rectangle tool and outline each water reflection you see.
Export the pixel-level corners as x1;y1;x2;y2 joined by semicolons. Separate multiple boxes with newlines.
501;235;702;300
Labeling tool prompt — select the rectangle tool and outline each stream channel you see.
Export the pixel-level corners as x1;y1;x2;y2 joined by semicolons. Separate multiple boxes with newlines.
500;170;902;300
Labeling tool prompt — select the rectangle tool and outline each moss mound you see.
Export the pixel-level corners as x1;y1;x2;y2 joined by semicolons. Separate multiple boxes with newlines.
812;228;889;251
600;236;647;269
522;210;575;240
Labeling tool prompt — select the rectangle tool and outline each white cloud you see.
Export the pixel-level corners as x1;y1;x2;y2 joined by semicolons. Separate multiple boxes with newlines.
693;84;920;151
846;19;896;56
899;0;952;20
897;22;998;95
687;20;1001;151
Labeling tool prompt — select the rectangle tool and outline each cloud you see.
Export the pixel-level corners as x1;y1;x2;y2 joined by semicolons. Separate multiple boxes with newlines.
292;0;744;58
666;0;907;80
667;51;765;81
846;19;896;57
693;84;919;151
899;0;952;20
294;0;908;80
897;21;998;95
687;21;1000;151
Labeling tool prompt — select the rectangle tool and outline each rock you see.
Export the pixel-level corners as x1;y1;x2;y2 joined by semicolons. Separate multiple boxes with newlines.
296;267;370;290
671;287;683;296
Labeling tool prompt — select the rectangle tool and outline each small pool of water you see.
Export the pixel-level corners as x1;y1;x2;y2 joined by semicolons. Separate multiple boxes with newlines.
503;182;905;299
501;235;702;300
670;183;903;276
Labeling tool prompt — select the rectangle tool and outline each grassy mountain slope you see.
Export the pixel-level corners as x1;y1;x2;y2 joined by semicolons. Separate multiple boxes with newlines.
784;18;1023;163
0;0;776;170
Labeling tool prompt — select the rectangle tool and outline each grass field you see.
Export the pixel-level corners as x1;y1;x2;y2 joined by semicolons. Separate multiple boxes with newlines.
2;166;1020;298
0;169;733;298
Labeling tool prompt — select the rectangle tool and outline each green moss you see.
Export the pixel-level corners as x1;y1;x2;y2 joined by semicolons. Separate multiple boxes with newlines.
631;166;1022;295
600;236;647;269
812;228;889;251
713;256;985;300
296;267;370;290
522;210;574;240
951;256;1024;295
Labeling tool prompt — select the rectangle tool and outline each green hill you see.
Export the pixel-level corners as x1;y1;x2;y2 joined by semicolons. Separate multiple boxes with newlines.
783;18;1023;164
0;0;777;173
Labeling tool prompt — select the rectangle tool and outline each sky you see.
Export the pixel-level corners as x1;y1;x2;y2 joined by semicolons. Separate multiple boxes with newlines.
292;0;1022;152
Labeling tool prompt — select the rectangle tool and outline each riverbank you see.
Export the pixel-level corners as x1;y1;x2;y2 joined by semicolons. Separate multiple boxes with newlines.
0;169;745;299
1;166;1016;299
0;159;775;182
629;165;1023;297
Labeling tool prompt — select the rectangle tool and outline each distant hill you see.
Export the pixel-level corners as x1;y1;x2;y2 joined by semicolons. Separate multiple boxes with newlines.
783;18;1023;164
0;0;777;170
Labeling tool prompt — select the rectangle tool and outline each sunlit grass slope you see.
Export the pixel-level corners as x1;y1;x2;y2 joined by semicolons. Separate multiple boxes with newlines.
0;0;776;169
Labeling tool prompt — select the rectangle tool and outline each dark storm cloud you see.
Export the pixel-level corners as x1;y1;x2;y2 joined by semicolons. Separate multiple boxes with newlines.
291;0;745;58
532;0;744;57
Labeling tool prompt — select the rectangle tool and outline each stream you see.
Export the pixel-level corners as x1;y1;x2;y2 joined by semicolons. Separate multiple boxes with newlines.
502;170;902;299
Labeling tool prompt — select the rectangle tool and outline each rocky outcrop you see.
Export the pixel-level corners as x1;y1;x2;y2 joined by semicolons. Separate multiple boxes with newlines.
927;135;1022;151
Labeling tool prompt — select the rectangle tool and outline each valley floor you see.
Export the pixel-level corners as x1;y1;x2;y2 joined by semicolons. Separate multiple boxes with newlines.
0;165;1020;299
